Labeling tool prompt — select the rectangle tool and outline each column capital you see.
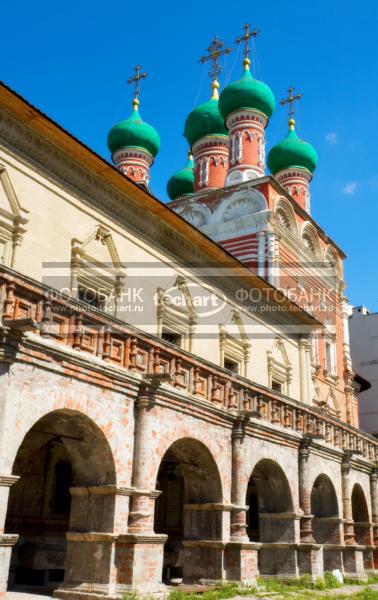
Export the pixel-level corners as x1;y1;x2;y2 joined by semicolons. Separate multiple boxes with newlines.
137;372;175;408
232;411;254;441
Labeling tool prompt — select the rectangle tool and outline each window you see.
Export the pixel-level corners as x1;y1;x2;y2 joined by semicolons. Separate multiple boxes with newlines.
162;329;183;348
50;460;72;514
224;357;240;374
71;226;125;316
157;277;196;352
0;164;28;268
78;286;106;310
267;338;293;396
324;333;337;378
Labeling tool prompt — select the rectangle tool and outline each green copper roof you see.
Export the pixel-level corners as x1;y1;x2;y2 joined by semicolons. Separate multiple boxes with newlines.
184;97;228;147
107;107;160;157
219;67;275;120
267;125;318;175
167;155;194;200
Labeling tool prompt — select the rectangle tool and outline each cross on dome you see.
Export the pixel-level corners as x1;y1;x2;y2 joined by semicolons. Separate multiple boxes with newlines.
280;87;302;129
235;23;259;69
199;35;231;98
128;64;148;110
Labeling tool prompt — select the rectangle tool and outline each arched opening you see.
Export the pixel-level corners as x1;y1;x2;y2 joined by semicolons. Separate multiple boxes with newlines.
352;484;370;545
310;474;341;570
311;474;339;543
246;459;295;576
246;459;294;544
154;438;222;584
5;409;116;593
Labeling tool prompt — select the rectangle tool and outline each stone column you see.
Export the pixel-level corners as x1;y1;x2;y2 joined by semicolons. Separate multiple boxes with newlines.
298;440;314;543
128;392;159;534
230;418;249;541
124;376;168;592
341;455;366;576
299;339;308;405
370;470;378;548
341;452;355;546
305;341;313;405
0;475;19;598
257;232;265;278
267;232;276;286
224;415;259;585
274;234;280;287
370;469;378;574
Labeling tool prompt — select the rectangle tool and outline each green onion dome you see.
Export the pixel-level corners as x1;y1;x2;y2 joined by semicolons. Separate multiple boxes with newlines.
219;59;276;121
167;153;194;200
267;119;318;175
184;82;228;147
107;99;160;158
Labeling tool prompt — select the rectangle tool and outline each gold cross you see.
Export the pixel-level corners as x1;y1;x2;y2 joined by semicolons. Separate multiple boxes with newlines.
128;65;148;108
199;35;232;82
235;23;259;61
280;87;302;122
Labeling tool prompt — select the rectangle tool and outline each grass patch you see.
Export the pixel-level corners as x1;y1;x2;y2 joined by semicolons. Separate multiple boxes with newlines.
169;583;257;600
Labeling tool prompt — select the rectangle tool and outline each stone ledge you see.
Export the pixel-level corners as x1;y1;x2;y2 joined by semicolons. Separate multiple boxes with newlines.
70;485;134;496
0;475;19;487
66;532;116;542
183;502;234;511
182;540;226;549
225;540;261;550
259;512;302;520
260;542;298;549
0;533;18;546
313;516;343;523
117;533;167;544
297;543;323;550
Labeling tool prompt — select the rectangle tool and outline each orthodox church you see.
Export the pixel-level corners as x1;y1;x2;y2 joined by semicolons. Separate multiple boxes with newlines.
0;25;376;600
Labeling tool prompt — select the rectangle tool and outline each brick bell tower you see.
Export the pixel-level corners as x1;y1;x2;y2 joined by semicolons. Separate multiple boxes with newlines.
218;25;276;185
184;36;231;193
107;65;160;187
267;87;318;213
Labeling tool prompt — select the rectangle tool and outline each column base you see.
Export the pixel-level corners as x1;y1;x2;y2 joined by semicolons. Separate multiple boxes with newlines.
224;541;260;585
259;543;298;577
182;540;225;582
343;545;367;579
113;533;167;592
323;544;344;572
0;534;18;598
55;532;167;598
297;544;323;579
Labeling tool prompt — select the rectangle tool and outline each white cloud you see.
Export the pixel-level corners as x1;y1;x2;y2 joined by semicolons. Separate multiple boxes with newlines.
325;132;338;145
342;182;357;195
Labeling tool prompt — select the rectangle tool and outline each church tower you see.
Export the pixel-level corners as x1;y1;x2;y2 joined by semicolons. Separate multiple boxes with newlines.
219;25;275;185
107;65;160;187
267;88;317;212
184;36;230;192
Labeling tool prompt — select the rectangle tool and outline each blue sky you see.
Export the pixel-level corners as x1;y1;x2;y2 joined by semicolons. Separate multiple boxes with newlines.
1;0;377;309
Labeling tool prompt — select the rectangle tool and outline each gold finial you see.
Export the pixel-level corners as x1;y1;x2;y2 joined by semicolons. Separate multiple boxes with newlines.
199;35;232;95
236;23;259;70
128;64;148;110
188;150;193;161
280;87;302;128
